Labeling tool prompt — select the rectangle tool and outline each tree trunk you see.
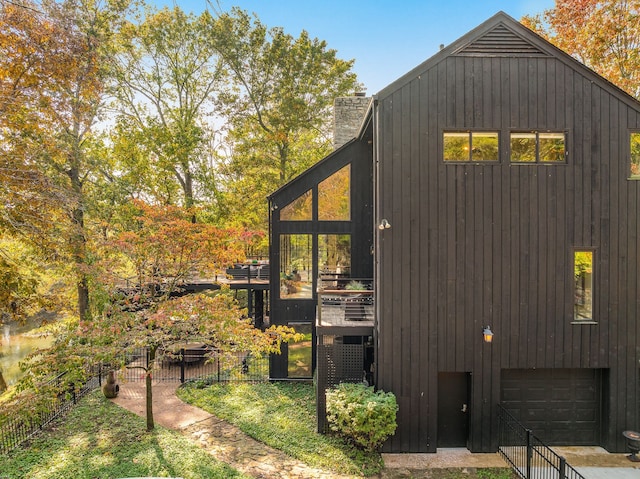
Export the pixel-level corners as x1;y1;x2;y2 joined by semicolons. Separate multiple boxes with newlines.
146;346;156;431
69;163;90;320
0;369;7;393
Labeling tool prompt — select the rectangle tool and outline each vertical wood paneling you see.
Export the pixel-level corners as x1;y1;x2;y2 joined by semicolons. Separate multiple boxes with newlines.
375;39;640;451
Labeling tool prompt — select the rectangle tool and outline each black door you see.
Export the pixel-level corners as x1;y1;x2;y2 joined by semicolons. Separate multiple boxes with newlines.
501;369;601;445
437;372;470;447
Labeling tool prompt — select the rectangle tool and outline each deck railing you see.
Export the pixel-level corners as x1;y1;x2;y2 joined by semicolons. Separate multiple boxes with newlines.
317;277;374;325
497;404;586;479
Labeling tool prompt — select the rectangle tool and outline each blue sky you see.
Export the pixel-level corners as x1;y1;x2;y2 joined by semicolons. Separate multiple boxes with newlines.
157;0;555;94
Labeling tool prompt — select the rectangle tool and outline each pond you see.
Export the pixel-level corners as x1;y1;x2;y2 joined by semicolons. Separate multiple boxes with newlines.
0;317;55;390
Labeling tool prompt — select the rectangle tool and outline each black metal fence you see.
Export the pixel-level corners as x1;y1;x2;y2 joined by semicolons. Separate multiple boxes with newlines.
497;404;586;479
0;372;100;456
117;347;269;383
1;348;269;456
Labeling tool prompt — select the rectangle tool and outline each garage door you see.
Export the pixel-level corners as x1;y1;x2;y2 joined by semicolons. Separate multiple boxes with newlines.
501;369;601;445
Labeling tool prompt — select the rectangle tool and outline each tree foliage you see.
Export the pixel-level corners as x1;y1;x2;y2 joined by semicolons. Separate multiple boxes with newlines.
210;8;361;229
110;6;226;209
0;0;131;320
523;0;640;99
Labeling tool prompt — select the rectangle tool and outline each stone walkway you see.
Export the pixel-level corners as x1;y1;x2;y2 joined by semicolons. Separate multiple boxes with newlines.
111;380;638;479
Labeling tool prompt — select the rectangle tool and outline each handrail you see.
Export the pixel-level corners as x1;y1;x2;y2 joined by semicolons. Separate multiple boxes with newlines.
497;404;586;479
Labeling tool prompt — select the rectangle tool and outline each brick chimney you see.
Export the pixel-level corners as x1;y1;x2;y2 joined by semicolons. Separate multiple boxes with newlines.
333;93;371;149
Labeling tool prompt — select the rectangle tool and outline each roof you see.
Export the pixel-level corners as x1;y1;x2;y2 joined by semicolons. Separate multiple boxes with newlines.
376;11;640;112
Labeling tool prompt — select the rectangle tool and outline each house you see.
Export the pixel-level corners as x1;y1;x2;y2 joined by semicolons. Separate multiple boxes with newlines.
268;11;640;453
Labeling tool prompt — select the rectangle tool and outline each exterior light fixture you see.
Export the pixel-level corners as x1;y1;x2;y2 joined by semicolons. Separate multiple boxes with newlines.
483;326;494;343
378;219;391;230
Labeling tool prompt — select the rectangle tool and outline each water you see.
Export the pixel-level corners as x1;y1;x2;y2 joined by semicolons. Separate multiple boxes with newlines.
0;318;55;389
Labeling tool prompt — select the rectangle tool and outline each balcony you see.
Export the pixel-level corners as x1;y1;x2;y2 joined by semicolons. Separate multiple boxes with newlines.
316;277;374;335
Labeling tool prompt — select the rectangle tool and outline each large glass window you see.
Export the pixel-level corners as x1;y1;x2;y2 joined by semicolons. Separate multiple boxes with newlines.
631;132;640;179
280;190;312;221
280;234;312;299
511;131;565;163
287;323;312;378
444;131;499;162
319;165;350;220
318;234;351;276
574;250;594;321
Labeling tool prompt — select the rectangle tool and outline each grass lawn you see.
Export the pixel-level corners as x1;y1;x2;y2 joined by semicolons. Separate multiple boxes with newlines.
1;391;248;479
177;380;385;476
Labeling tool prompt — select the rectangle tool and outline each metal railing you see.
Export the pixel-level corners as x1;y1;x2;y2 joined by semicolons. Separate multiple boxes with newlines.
1;348;269;455
498;404;586;479
117;347;269;383
0;371;100;456
317;277;374;325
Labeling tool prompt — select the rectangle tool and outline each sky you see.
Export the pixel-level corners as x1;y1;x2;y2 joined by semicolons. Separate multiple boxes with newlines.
157;0;556;95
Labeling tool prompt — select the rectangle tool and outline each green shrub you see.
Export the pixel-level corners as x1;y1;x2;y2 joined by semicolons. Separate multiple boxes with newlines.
325;382;398;451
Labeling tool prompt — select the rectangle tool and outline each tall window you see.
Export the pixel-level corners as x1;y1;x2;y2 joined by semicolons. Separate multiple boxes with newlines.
280;190;312;221
631;132;640;179
318;234;351;276
443;131;499;162
511;131;566;163
574;250;594;321
287;323;312;378
318;165;350;220
280;234;312;299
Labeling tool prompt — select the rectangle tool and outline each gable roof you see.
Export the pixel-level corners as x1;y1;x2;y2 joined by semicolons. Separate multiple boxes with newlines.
376;11;640;112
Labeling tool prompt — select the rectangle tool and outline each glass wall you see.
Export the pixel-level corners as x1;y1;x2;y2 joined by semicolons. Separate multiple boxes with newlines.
318;165;350;220
279;234;313;299
287;323;312;378
318;234;351;276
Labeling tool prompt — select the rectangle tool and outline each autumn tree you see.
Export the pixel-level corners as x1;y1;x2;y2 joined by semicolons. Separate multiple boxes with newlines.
209;8;361;229
99;200;245;309
0;0;131;320
523;0;640;99
110;6;226;210
18;200;300;431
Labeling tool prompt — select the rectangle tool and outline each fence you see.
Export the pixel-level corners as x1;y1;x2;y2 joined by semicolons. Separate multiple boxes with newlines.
117;347;269;383
497;404;586;479
0;348;269;455
0;372;100;456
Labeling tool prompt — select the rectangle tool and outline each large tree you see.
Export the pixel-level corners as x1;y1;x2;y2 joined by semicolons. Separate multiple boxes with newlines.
210;8;362;229
523;0;640;99
0;0;130;320
110;6;226;210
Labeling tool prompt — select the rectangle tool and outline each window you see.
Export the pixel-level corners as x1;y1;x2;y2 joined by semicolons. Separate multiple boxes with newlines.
631;132;640;179
319;165;350;220
287;323;312;378
444;131;499;162
574;250;594;321
280;190;312;221
511;131;565;163
318;234;351;276
280;234;312;299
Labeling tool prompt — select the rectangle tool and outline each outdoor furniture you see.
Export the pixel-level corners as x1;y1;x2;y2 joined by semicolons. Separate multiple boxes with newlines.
623;430;640;462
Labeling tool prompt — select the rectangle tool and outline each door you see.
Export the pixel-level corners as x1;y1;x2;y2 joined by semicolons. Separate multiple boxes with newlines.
437;372;470;447
501;368;601;445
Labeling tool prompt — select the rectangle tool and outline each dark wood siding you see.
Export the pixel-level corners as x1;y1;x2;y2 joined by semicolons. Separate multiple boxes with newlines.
375;51;640;452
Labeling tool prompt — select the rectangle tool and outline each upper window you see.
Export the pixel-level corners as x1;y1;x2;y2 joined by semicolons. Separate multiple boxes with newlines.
574;250;594;322
630;132;640;179
511;131;566;163
280;189;312;221
443;131;499;162
318;165;350;220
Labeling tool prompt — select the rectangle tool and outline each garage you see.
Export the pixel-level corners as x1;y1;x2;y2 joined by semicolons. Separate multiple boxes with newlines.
501;369;602;445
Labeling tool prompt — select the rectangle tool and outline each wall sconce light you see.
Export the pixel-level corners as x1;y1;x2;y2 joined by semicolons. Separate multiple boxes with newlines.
378;219;391;230
483;326;494;343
